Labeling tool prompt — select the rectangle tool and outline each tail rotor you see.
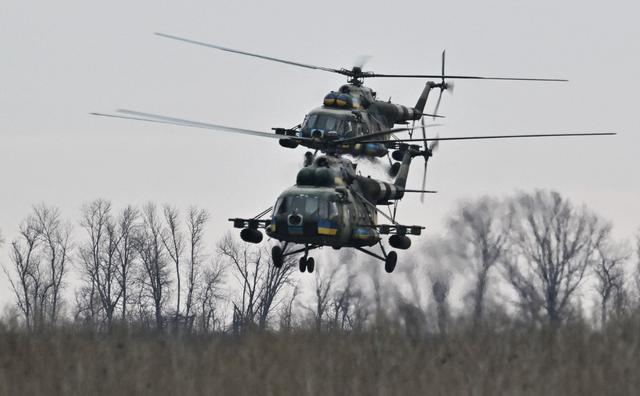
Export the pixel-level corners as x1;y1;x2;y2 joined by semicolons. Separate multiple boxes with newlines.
433;50;454;120
419;118;439;203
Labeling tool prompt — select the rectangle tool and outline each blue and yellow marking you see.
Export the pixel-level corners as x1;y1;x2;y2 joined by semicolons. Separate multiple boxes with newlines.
317;220;338;236
353;227;374;240
288;226;304;235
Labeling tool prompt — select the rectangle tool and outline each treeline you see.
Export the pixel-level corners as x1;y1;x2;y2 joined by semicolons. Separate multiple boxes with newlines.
1;190;638;335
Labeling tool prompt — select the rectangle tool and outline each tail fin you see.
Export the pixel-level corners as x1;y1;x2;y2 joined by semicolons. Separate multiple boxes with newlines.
414;82;436;114
393;149;415;197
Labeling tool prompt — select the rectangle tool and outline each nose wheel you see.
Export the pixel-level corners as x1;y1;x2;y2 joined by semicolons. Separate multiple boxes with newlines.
299;256;315;273
271;242;319;273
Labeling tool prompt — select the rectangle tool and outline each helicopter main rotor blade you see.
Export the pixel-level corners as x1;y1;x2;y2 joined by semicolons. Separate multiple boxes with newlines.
155;33;567;82
92;110;308;142
421;113;445;119
155;32;345;75
401;189;438;194
337;124;442;145
369;73;568;82
361;132;616;144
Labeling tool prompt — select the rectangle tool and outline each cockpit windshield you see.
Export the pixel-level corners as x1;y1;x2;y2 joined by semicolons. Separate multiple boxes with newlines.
275;194;340;219
302;114;354;137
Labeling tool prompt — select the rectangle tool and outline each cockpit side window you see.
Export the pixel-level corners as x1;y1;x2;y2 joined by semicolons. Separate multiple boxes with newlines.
319;201;328;218
324;116;338;131
343;121;354;138
280;194;320;216
318;200;340;220
304;197;319;215
304;114;318;130
275;198;286;214
329;202;339;219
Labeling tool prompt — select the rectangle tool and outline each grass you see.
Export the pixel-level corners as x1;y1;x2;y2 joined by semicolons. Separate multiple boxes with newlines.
0;320;639;395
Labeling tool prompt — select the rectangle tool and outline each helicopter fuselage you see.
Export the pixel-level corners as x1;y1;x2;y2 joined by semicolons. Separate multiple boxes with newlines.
278;82;429;158
266;185;380;248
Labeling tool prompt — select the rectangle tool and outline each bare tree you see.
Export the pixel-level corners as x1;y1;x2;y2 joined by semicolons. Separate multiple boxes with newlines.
3;217;41;330
78;199;122;327
218;235;295;332
256;251;296;330
330;270;370;332
503;253;545;324
185;207;209;320
505;190;609;325
32;204;71;325
448;196;510;326
3;205;71;329
162;205;185;320
195;259;226;333
219;235;261;332
135;203;170;330
115;206;138;321
633;230;640;302
593;239;629;326
279;285;300;332
73;281;100;324
307;265;339;331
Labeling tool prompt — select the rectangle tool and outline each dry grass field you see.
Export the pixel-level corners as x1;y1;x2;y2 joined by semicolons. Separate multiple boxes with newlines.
1;319;639;396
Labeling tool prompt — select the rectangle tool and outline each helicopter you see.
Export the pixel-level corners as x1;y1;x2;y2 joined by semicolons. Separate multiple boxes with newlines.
92;33;616;273
94;32;573;164
230;142;433;273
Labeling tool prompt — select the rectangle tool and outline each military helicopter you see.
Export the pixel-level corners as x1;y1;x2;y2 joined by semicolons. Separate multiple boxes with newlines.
224;125;614;274
230;143;432;273
92;33;616;273
94;32;574;163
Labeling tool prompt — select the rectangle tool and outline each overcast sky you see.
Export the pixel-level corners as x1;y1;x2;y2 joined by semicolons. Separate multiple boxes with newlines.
1;0;638;305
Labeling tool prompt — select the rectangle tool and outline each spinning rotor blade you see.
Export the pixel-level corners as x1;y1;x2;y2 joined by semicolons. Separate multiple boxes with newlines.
432;50;454;121
361;132;616;144
421;113;445;119
429;135;440;152
419;118;433;204
155;33;567;82
337;124;441;145
420;118;428;142
420;161;428;203
401;189;438;194
155;32;343;75
369;73;567;81
353;54;372;69
91;110;307;141
433;90;444;120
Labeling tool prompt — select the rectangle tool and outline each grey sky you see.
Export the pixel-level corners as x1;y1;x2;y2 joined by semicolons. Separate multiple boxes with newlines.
1;0;638;305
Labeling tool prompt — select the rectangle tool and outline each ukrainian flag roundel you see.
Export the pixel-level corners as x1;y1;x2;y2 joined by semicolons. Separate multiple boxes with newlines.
317;219;338;236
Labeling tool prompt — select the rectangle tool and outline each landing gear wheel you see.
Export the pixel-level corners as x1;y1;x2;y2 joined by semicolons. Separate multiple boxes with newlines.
306;257;315;273
299;257;307;273
384;251;397;273
272;246;284;268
